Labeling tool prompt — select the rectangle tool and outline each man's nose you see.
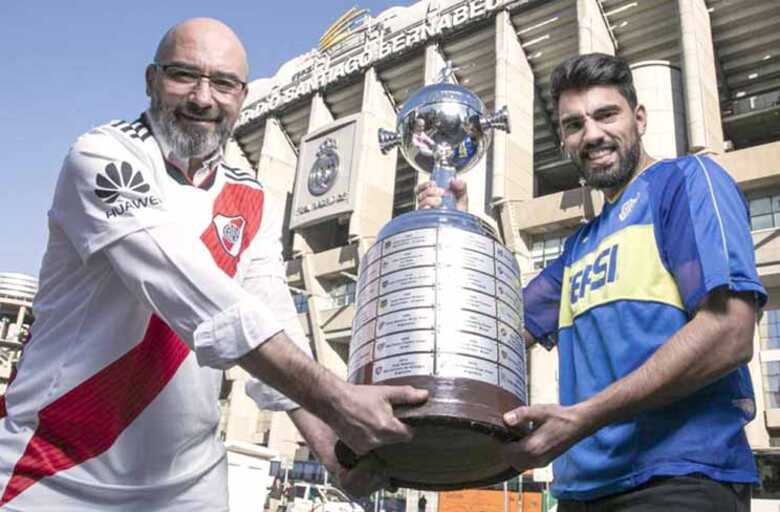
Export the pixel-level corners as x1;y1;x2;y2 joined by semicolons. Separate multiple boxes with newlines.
189;79;216;108
582;117;606;145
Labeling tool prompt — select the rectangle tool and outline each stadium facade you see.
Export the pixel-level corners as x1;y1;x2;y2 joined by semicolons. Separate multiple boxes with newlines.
218;0;780;498
0;273;37;393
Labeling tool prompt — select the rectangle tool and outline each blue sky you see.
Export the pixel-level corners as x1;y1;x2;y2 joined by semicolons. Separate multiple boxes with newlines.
0;1;404;277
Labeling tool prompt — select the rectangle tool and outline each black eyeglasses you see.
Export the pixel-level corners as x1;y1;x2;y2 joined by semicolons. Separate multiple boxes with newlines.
153;63;246;96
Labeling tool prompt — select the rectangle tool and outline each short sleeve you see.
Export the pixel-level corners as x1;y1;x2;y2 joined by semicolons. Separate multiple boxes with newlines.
49;127;171;262
523;241;569;350
653;156;767;313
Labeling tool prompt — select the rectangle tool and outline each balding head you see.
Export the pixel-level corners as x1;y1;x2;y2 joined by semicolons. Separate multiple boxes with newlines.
154;17;248;80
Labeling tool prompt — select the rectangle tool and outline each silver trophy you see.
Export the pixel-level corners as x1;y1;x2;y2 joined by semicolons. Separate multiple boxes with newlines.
338;66;526;490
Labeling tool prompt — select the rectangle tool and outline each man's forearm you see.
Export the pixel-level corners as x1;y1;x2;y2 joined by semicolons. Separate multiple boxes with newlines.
238;331;345;423
579;290;756;431
288;408;339;467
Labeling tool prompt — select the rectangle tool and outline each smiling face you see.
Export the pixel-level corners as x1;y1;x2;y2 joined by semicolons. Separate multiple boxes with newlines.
558;85;646;192
145;18;248;161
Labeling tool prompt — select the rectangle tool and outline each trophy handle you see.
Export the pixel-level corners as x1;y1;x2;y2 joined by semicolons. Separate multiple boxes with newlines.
481;105;511;134
378;128;400;155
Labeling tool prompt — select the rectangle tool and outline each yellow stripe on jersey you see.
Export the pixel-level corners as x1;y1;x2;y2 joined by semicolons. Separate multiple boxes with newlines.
559;225;684;328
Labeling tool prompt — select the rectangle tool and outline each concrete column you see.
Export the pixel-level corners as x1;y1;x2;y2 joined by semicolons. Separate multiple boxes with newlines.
631;61;688;159
576;0;615;54
224;138;255;175
14;306;26;335
678;0;724;153
267;411;303;462
256;117;298;204
308;93;334;132
223;370;261;443
745;328;770;448
494;11;535;266
348;67;397;240
424;43;448;86
301;253;347;378
494;10;535;205
293;94;335;256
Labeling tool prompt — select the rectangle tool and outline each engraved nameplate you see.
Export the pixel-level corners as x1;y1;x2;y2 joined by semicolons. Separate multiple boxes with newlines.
375;330;436;359
373;353;434;382
439;248;494;274
377;308;436;337
438;228;494;256
365;242;383;265
439;310;497;339
380;267;437;295
349;341;373;371
438;288;496;317
351;320;375;356
382;228;437;254
381;247;437;274
437;331;498;360
437;353;498;385
494;244;520;275
353;298;377;329
499;366;526;401
378;287;436;315
497;301;521;331
496;280;521;311
496;261;521;288
358;260;382;290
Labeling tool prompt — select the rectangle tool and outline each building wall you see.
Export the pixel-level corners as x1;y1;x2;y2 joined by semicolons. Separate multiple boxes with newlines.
223;0;780;488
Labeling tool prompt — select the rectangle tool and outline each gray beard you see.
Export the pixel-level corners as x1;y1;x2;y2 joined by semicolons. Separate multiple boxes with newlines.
577;136;642;190
148;94;230;160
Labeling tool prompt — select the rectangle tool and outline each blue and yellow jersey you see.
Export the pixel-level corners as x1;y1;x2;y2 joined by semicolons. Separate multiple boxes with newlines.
523;155;767;501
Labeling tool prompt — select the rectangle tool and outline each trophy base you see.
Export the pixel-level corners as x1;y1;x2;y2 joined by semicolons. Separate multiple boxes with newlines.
374;376;523;490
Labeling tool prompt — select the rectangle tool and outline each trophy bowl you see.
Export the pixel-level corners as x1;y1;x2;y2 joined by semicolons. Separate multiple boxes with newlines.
342;70;524;490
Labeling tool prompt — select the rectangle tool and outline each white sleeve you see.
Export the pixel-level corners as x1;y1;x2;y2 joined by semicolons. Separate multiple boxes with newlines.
50;127;171;262
104;224;285;369
243;199;314;411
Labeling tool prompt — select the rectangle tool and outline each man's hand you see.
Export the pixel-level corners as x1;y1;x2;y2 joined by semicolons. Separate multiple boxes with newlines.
501;404;593;472
240;332;428;458
289;408;393;497
416;179;468;211
329;383;428;455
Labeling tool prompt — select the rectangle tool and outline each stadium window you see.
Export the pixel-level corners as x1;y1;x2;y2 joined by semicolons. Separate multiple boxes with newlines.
531;234;568;270
760;309;780;409
292;292;309;314
748;193;780;231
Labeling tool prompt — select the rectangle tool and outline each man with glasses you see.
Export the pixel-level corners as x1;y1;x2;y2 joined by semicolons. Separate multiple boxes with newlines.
0;18;423;511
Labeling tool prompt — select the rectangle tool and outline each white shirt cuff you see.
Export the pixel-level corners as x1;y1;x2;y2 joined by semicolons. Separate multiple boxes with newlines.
193;298;283;369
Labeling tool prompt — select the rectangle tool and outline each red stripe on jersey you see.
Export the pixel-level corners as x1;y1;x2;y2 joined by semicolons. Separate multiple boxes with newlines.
1;181;265;506
0;316;188;505
0;396;5;420
201;183;265;276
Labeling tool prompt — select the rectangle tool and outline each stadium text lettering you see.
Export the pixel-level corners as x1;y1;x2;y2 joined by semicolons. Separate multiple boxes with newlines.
105;196;161;219
237;0;502;128
569;244;619;305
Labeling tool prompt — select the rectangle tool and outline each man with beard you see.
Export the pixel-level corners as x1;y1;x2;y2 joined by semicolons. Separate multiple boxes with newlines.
0;18;425;511
417;53;764;511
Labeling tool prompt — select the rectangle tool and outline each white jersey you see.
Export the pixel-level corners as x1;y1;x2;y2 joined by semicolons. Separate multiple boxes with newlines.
0;117;310;511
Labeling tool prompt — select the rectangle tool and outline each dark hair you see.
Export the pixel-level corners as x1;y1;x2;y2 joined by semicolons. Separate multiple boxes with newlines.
550;53;637;117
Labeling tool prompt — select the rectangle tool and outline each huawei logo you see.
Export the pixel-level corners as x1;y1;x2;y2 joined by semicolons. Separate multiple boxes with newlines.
94;162;150;204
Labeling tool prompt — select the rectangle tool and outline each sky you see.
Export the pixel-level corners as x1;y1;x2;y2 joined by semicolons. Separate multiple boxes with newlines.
0;0;405;277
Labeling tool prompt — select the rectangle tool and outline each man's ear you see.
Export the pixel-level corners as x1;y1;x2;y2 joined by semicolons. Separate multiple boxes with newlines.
144;65;156;98
635;104;647;137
